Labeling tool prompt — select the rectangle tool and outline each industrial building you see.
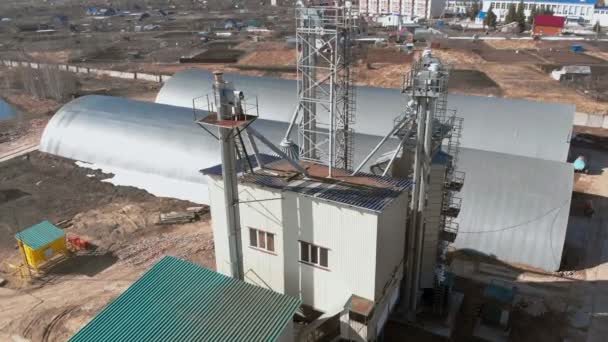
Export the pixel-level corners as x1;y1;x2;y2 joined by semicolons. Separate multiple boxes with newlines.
481;0;597;23
0;0;601;340
445;0;478;15
204;156;410;340
358;0;447;20
453;148;572;270
37;6;576;336
593;6;608;26
41;71;574;274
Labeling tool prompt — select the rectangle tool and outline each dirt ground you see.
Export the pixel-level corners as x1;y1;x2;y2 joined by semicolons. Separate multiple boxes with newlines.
145;41;608;113
0;152;215;342
449;69;502;97
477;63;608;114
5;27;608;113
0;68;207;341
237;42;296;67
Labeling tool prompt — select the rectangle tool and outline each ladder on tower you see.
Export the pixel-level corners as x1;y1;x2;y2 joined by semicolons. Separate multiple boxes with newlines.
233;129;255;174
432;110;465;314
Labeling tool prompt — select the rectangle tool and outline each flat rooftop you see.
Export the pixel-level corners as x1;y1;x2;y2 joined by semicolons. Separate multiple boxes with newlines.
202;154;412;212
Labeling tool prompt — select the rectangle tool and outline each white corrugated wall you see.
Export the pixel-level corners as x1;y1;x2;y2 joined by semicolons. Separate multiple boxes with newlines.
208;177;287;292
375;191;408;299
282;191;379;312
208;177;410;315
208;178;232;277
239;185;286;293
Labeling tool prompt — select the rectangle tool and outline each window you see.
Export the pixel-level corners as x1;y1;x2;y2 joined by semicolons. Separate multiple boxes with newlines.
249;228;275;253
299;241;329;269
258;230;266;249
267;233;274;251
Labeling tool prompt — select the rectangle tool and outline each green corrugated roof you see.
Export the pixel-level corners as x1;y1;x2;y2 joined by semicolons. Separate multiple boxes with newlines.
70;256;301;342
15;221;65;250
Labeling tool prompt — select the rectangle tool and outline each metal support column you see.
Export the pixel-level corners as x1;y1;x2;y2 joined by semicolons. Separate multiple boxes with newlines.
214;72;244;280
406;97;428;315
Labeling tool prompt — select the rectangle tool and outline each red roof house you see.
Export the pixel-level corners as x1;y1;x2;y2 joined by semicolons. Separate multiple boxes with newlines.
533;15;566;36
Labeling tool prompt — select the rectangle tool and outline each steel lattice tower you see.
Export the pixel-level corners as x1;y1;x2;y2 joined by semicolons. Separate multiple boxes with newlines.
295;2;357;176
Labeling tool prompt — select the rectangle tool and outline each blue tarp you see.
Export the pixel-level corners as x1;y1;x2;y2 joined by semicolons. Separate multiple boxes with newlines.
0;99;16;121
570;45;584;53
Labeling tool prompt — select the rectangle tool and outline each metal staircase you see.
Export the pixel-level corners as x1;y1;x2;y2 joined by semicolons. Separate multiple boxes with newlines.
433;111;465;315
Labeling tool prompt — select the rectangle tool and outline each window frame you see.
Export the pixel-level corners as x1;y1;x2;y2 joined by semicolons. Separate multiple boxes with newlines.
248;227;276;254
298;240;330;270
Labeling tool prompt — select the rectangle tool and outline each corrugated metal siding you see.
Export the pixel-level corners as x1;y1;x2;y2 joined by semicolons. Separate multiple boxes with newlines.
157;69;574;162
246;174;412;213
70;256;301;342
207;179;232;277
283;191;379;312
239;185;286;293
15;221;65;250
40;95;402;205
453;147;573;271
211;178;390;314
375;191;408;299
534;15;566;27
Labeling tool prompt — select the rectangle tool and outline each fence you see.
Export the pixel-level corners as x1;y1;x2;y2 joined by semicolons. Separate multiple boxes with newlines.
0;60;172;84
574;112;608;129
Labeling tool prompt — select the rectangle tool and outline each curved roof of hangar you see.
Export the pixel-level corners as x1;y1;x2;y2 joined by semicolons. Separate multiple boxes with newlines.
39;95;401;184
156;69;574;163
40;95;216;183
453;147;573;271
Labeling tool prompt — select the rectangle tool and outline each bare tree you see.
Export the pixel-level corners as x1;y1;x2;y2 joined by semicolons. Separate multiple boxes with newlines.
13;65;79;102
